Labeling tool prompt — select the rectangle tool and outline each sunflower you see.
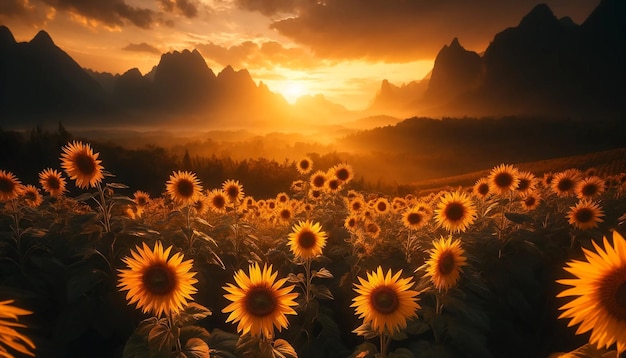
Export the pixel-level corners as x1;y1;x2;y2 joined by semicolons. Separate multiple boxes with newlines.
391;197;407;212
557;231;626;353
192;194;210;216
276;192;289;204
348;197;366;214
352;266;420;334
38;168;67;196
364;221;381;238
331;163;354;184
344;215;360;232
296;156;313;175
222;179;244;204
276;206;293;224
118;241;198;317
374;198;391;215
222;263;298;339
423;237;467;291
488;164;520;196
309;171;327;190
133;190;151;207
207;189;228;213
325;177;342;193
520;193;542;211
21;185;42;208
0;171;24;202
308;189;323;201
402;206;430;230
576;176;606;200
0;299;35;357
165;171;202;206
472;178;490;199
551;169;582;197
287;220;328;259
567;200;605;230
60;141;104;189
434;191;477;233
516;171;537;196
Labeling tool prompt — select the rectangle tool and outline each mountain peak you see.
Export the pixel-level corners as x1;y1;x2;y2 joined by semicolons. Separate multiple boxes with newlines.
0;25;16;47
519;4;558;29
449;37;461;49
31;30;55;46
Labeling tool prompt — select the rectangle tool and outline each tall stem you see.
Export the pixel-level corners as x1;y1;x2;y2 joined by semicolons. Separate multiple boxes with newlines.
304;257;312;307
96;183;111;233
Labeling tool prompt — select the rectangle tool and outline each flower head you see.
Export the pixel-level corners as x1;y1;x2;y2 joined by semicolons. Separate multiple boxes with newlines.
38;168;67;196
0;299;35;357
567;200;605;230
434;191;477;233
287;220;328;259
423;236;467;291
60;141;104;189
166;171;202;206
0;171;24;201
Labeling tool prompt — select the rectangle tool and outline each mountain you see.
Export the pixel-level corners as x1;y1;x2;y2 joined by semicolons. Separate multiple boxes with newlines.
0;27;109;125
368;0;626;119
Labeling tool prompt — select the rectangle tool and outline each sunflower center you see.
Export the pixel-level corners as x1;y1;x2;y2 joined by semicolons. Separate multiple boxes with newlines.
370;286;399;314
299;160;310;171
581;184;598;197
477;184;489;196
142;264;176;295
494;173;513;188
351;201;362;211
574;208;594;223
407;212;423;225
336;168;350;181
518;179;530;191
297;230;317;249
24;191;37;201
137;197;147;206
557;179;574;192
226;186;239;199
524;196;536;206
438;251;456;275
176;180;195;198
444;202;465;222
328;180;340;191
0;178;14;193
598;266;626;322
312;176;325;188
366;223;379;234
213;195;226;208
47;177;61;190
377;202;387;212
280;209;291;220
76;154;97;175
245;287;277;317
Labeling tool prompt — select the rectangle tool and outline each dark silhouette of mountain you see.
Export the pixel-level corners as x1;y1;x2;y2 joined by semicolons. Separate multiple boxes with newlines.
369;78;429;116
368;0;626;119
0;27;109;126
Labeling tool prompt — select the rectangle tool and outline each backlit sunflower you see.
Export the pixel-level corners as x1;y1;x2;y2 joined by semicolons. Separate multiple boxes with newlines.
364;221;381;238
0;300;35;357
276;206;293;224
551;169;582;197
374;198;391;215
308;189;323;201
423;237;467;291
576;176;606;200
118;241;198;317
60;141;104;189
348;197;366;214
287;220;328;259
208;189;228;213
38;168;67;196
0;170;24;202
192;194;209;216
516;171;538;196
325;177;342;193
488;164;520;196
21;185;42;208
296;156;313;175
309;171;327;190
567;200;605;230
331;163;354;184
276;192;289;204
472;178;490;199
352;266;420;334
166;171;202;206
133;190;151;207
402;206;430;230
222;179;244;204
344;215;360;232
520;193;542;211
222;263;298;339
557;231;626;353
434;191;477;233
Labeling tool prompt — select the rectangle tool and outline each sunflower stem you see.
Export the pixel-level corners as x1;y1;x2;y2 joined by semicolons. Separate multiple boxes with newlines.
304;257;312;307
96;182;111;233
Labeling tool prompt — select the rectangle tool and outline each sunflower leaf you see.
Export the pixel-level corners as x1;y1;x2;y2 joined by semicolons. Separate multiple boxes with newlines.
388;348;415;358
272;339;298;358
312;284;334;300
352;322;379;339
74;193;95;202
148;322;176;353
504;212;533;224
312;267;334;279
193;217;213;228
287;273;304;283
179;337;210;358
175;303;212;326
107;182;129;189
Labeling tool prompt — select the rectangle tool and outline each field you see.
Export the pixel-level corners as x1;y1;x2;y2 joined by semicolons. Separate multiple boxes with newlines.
1;140;626;358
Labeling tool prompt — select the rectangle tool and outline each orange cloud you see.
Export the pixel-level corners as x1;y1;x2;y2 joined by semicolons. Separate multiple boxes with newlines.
122;42;161;54
265;0;600;62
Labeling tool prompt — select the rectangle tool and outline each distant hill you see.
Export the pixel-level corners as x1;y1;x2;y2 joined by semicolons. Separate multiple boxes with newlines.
368;0;626;119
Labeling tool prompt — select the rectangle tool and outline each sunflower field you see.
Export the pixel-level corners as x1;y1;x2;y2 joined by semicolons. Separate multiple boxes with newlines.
1;141;626;358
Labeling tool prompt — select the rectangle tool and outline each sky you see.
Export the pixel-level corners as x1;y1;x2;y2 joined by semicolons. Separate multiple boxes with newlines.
0;0;601;110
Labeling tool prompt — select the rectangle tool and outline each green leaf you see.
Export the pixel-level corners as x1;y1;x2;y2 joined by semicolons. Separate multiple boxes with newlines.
286;273;305;283
193;230;217;245
504;212;533;224
148;322;176;352
123;330;151;358
74;193;95;202
107;183;130;189
272;339;298;358
389;348;415;358
193;217;213;228
313;267;334;279
179;326;211;346
352;322;379;340
175;303;212;326
181;338;210;358
312;284;334;300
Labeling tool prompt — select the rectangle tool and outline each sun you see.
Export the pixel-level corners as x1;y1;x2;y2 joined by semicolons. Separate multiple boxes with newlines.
277;80;309;103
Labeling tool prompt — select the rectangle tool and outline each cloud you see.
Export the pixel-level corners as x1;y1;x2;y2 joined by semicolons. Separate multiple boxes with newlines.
196;39;323;69
122;42;161;54
38;0;156;28
235;0;300;16
266;0;600;62
158;0;199;18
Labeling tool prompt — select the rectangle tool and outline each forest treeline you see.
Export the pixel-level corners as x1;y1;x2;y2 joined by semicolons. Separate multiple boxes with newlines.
0;124;364;199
